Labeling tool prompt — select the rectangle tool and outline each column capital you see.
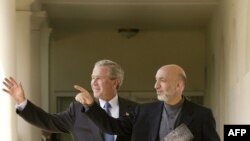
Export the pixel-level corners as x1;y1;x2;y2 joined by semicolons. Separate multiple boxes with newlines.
16;0;42;11
31;11;49;30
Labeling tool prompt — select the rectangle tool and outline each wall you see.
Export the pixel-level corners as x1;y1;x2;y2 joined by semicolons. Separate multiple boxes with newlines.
49;30;206;112
207;0;250;139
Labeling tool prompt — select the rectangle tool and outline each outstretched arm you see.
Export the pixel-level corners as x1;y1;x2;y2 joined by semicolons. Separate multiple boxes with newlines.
86;102;134;136
2;77;74;133
74;85;134;136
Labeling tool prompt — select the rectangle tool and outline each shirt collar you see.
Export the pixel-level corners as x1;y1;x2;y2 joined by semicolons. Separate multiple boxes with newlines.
164;97;184;115
99;94;118;109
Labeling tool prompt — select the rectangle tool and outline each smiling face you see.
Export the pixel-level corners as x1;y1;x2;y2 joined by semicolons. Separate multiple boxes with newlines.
154;65;186;105
91;66;118;101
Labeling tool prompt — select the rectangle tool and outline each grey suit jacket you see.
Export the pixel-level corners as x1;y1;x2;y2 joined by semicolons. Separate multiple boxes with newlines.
85;97;220;141
17;96;137;141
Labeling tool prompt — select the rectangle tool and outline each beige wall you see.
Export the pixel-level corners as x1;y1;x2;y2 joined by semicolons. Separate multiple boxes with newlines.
207;0;250;139
49;30;206;112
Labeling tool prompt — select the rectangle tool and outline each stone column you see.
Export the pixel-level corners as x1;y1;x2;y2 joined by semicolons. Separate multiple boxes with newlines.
16;1;51;141
0;0;18;141
31;11;52;112
16;9;41;141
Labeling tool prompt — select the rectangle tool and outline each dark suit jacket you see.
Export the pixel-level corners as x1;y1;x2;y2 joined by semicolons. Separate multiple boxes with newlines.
85;97;221;141
17;96;137;141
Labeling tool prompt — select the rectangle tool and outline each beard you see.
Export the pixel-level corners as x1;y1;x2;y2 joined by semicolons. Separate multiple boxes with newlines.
157;94;168;101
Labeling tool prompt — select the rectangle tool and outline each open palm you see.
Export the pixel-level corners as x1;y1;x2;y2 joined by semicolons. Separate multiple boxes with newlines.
2;77;25;104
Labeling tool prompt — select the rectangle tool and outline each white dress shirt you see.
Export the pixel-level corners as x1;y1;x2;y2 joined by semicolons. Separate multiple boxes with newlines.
16;99;28;111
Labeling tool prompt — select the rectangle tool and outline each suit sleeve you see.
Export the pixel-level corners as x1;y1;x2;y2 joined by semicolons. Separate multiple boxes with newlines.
202;109;221;141
17;100;75;133
85;102;135;136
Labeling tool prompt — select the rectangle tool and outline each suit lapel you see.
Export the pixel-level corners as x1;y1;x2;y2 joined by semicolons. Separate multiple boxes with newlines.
175;98;193;127
118;96;137;117
149;102;164;141
118;97;127;116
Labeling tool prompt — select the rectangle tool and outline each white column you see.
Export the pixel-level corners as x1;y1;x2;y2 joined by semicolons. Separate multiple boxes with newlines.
40;27;52;112
0;0;18;141
16;9;48;141
31;11;52;112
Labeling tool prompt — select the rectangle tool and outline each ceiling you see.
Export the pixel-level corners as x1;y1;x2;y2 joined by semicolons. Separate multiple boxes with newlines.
40;0;219;31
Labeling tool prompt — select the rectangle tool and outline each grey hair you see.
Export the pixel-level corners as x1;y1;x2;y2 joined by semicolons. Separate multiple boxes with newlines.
94;59;124;89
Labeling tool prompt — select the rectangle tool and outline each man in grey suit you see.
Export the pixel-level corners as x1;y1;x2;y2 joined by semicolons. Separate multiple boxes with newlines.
75;64;221;141
2;59;137;141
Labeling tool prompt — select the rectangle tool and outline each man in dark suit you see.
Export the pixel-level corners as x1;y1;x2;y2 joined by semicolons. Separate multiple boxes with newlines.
75;64;221;141
2;59;137;141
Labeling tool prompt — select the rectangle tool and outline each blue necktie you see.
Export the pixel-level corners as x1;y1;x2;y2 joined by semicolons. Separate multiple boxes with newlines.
103;102;114;141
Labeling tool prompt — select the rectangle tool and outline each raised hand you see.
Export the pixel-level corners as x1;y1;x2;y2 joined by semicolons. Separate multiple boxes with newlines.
74;85;94;105
2;77;26;104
